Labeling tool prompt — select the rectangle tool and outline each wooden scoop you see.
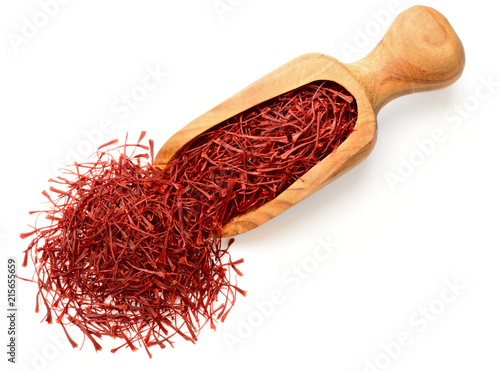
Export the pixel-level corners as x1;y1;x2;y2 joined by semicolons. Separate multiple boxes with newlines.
154;5;465;237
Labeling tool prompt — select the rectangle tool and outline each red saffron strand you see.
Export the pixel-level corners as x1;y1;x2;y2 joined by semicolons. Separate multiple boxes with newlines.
21;80;357;355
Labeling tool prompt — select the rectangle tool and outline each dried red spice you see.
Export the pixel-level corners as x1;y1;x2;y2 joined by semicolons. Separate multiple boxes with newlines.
21;80;357;356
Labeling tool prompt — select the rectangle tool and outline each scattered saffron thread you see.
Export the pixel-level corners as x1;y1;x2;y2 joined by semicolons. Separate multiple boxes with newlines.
21;80;357;356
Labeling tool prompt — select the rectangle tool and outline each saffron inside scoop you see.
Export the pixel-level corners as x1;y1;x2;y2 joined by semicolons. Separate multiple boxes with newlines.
21;80;357;356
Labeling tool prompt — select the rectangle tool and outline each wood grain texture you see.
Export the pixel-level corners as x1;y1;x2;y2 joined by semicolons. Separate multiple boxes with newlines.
154;6;465;237
346;5;465;114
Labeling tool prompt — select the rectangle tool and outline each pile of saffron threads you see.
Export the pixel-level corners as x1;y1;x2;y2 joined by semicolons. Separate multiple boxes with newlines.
21;80;357;356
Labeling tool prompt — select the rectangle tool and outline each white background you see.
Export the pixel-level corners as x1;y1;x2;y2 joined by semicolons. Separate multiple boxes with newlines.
1;0;499;370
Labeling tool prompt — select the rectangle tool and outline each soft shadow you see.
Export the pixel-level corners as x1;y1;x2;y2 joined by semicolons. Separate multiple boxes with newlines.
233;158;372;249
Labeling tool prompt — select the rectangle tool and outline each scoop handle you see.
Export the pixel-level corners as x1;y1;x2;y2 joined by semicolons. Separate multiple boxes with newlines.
346;6;465;114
